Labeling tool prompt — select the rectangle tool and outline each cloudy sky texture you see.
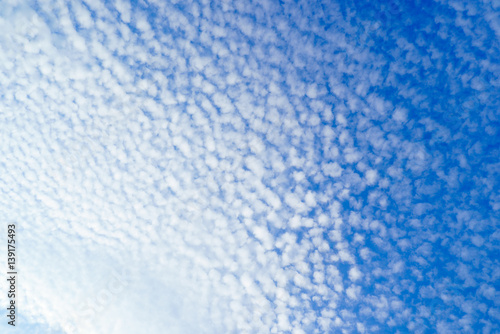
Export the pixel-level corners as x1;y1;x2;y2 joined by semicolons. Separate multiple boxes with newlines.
0;0;499;333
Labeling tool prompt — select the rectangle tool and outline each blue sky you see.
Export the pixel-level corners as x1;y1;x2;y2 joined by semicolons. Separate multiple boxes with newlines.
0;0;499;333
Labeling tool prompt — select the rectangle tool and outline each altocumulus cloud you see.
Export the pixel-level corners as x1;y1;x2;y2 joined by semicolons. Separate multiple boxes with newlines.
0;0;499;333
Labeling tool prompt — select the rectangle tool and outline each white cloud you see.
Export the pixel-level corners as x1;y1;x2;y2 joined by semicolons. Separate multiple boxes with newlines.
348;267;363;282
323;162;343;177
0;0;497;333
346;285;361;300
365;169;378;185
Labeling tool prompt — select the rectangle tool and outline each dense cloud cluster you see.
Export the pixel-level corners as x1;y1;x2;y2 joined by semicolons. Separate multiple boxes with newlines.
0;0;498;333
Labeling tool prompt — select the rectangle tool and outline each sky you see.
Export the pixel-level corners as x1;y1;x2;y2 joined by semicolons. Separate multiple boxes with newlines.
0;0;499;333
